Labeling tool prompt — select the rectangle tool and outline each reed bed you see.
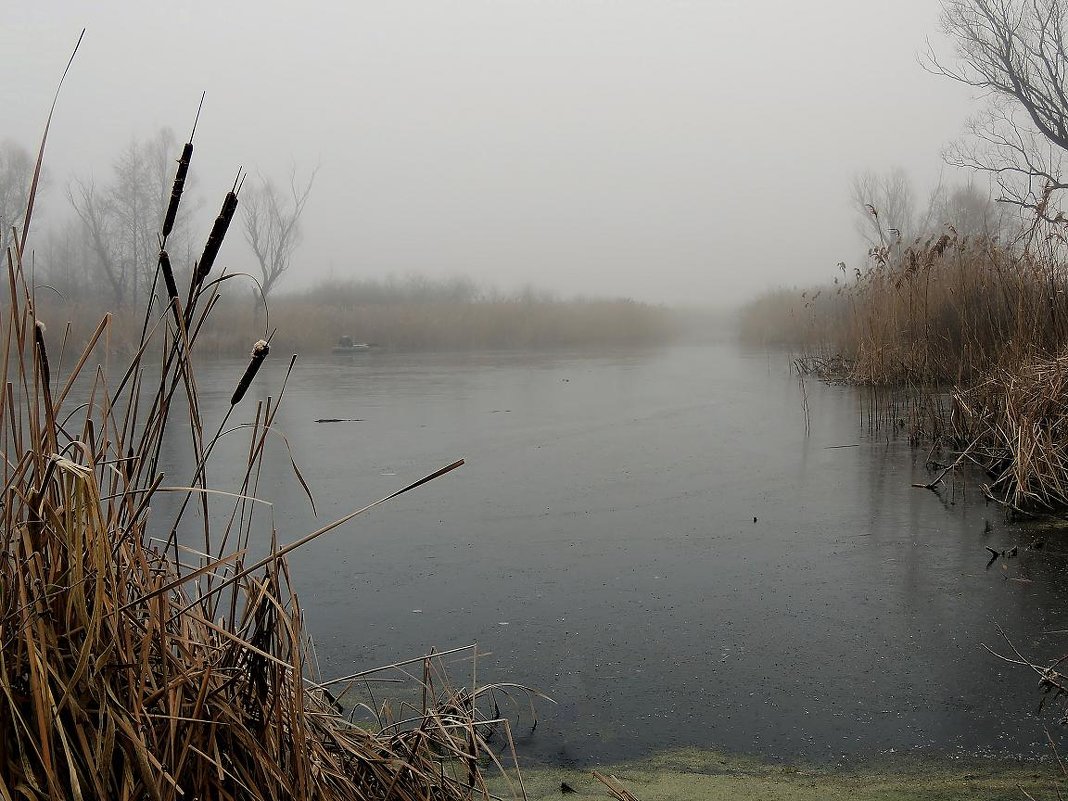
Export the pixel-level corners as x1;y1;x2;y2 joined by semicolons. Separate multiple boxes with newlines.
744;221;1068;511
747;230;1068;377
952;349;1068;510
0;115;533;799
31;293;682;358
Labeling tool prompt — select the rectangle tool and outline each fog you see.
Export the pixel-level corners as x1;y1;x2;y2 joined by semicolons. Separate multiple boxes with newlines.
3;1;976;307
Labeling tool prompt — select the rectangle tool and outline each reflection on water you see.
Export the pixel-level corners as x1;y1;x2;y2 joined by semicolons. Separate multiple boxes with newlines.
155;343;1068;765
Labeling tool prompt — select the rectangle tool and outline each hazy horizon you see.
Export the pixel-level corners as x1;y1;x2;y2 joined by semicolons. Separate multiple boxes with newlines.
3;2;979;308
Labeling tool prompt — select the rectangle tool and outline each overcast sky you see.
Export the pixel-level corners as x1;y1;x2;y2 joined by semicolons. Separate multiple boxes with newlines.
2;1;979;306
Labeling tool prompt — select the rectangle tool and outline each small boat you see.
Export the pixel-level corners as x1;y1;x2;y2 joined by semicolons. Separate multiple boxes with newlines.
332;335;372;354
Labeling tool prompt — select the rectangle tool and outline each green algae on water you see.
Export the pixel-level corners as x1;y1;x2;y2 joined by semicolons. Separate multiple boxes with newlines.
496;749;1053;801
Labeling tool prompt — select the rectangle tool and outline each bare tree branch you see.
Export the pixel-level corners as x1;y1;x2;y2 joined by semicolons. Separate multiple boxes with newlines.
929;0;1068;218
242;165;318;303
66;129;195;308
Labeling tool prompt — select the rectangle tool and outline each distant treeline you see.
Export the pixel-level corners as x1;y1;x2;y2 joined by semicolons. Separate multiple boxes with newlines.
2;126;706;355
32;274;695;356
258;276;673;352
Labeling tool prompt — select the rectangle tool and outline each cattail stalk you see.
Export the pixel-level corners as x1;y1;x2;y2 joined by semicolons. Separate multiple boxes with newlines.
34;319;57;457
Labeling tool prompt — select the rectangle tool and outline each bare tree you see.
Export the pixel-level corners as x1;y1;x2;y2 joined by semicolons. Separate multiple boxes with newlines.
68;129;194;307
851;162;1007;258
69;177;128;305
930;0;1068;218
242;167;317;305
931;180;1010;238
0;140;37;248
38;219;96;297
851;167;917;247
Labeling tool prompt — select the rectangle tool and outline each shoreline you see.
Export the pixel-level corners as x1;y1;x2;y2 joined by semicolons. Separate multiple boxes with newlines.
500;748;1053;800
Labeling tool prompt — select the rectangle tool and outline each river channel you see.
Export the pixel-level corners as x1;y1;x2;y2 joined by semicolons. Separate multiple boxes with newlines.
159;342;1068;766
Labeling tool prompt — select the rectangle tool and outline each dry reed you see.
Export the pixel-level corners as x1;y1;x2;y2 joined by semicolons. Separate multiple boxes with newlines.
952;349;1068;510
0;98;536;799
747;214;1068;511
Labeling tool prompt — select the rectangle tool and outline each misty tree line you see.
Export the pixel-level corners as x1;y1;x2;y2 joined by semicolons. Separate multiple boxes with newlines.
849;168;1014;252
298;275;576;308
0;129;313;309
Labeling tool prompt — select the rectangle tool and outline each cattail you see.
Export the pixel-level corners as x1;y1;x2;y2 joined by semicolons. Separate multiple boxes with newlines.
34;320;49;389
163;93;204;239
122;445;135;482
34;320;56;451
159;249;179;300
162;142;192;239
160;248;185;328
231;339;269;406
193;189;238;287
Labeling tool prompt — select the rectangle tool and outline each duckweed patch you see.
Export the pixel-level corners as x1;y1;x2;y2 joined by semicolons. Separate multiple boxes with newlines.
499;749;1052;800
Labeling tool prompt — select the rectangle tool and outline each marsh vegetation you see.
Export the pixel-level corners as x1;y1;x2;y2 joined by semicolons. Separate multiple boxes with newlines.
16;1;1068;798
0;82;536;798
741;0;1068;519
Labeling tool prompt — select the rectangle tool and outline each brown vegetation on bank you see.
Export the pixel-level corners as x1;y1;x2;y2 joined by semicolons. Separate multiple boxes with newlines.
738;0;1068;514
740;218;1068;511
741;227;1068;383
1;106;534;799
32;280;682;358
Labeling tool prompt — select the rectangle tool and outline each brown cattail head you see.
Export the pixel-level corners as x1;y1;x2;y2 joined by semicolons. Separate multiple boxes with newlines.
162;142;193;239
231;339;270;406
194;190;238;286
34;320;49;389
159;249;179;300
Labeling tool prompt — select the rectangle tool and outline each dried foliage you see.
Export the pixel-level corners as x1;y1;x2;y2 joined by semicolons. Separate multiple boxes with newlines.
0;106;532;799
799;229;1068;388
745;209;1068;510
953;349;1068;510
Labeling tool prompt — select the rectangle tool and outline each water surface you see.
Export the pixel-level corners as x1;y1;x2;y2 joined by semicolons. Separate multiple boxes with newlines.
161;343;1068;765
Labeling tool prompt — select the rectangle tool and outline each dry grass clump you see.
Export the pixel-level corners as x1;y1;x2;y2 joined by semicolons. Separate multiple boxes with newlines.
743;211;1068;510
835;233;1068;388
840;231;1068;508
0;104;530;799
746;228;1068;387
953;349;1068;511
